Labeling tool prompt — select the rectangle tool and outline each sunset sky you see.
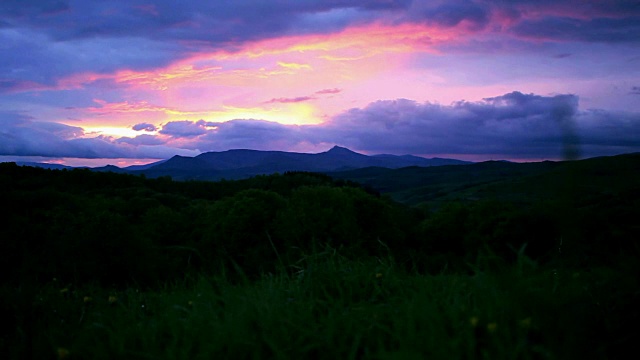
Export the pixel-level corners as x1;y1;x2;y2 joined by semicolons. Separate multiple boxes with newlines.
1;0;639;167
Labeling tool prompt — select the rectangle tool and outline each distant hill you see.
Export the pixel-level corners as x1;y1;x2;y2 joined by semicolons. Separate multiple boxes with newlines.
91;160;168;173
329;152;640;209
16;162;73;170
134;146;471;180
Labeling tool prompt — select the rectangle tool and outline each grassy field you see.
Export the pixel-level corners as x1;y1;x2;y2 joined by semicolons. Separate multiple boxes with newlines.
5;248;638;359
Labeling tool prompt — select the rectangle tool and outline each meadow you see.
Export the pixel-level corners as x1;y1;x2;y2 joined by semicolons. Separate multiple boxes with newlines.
1;157;638;359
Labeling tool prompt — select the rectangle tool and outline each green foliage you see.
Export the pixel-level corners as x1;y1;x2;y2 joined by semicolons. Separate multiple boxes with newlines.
0;165;409;285
3;250;638;359
1;158;639;359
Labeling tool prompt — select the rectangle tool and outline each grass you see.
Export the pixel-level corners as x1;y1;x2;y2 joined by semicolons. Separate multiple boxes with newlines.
5;248;637;360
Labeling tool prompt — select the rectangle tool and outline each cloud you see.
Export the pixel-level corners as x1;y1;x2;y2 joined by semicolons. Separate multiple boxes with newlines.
159;120;217;137
408;1;491;31
0;1;409;44
132;91;640;160
116;134;165;146
2;92;639;162
0;111;196;159
277;62;312;70
630;86;640;95
403;0;640;44
0;27;184;92
0;0;70;17
1;0;637;96
511;16;640;43
264;88;342;104
265;96;315;104
191;119;309;152
315;88;342;95
315;91;639;159
132;123;158;132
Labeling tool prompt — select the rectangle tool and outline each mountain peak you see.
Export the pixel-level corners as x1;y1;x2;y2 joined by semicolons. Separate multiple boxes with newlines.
326;145;358;155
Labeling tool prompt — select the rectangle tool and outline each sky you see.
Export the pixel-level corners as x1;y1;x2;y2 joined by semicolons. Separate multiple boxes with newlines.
0;0;639;167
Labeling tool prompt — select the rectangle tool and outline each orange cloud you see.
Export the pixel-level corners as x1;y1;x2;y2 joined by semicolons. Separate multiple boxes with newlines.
88;99;198;116
277;61;313;70
54;22;465;130
111;22;459;89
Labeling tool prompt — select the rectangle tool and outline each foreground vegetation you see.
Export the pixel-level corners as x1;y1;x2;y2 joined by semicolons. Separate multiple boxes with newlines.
6;251;638;360
1;157;639;359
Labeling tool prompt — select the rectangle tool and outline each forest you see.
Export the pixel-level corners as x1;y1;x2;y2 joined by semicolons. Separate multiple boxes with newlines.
1;154;639;359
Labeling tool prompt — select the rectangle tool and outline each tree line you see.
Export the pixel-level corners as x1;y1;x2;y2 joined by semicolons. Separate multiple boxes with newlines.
1;162;637;288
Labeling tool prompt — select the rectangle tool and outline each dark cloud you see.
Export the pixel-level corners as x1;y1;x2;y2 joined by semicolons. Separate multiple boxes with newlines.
315;91;639;159
490;0;640;18
630;86;640;95
408;1;491;30
0;27;182;90
0;0;409;43
0;0;70;17
405;1;640;44
132;123;158;132
512;16;640;43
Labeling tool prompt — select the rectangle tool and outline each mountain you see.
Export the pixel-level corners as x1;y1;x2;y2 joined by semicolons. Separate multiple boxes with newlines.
124;160;167;171
92;159;169;173
328;152;640;209
135;146;471;180
16;162;73;170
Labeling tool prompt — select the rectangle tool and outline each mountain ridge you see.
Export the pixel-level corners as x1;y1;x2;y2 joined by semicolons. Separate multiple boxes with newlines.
135;146;471;180
9;146;472;180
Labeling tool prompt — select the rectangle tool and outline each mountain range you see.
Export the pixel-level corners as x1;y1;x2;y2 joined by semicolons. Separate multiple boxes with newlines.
128;146;471;180
17;146;471;181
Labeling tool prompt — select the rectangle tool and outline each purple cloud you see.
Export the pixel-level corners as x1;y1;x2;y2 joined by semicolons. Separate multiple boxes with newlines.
1;0;637;97
512;16;640;43
116;134;165;146
1;91;639;161
0;111;197;159
315;92;639;159
132;122;158;132
315;88;342;95
408;1;491;30
159;120;217;137
177;119;308;152
111;92;639;161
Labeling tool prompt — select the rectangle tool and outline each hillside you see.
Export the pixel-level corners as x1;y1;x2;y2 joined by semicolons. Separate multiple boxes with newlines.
329;153;640;209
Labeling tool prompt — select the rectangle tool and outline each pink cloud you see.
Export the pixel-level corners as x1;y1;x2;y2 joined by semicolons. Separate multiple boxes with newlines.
264;96;315;104
315;88;342;95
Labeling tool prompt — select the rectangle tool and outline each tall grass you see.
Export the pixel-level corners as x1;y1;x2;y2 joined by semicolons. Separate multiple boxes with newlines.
4;248;637;359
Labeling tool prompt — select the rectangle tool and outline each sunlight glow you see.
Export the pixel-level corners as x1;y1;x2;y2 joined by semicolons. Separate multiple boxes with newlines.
82;126;150;138
50;22;463;137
